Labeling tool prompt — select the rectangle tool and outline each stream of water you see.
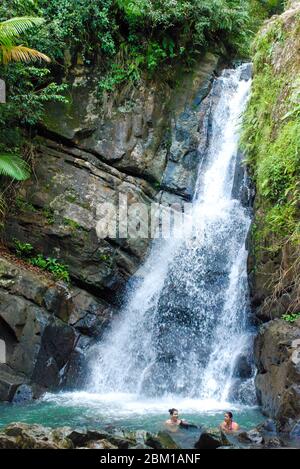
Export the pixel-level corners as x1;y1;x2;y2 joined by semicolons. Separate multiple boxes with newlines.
89;63;255;402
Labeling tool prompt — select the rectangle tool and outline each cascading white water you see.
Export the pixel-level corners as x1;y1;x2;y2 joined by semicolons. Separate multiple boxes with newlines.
89;64;255;406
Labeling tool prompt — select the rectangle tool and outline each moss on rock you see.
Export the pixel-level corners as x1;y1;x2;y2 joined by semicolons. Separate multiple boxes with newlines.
242;3;300;318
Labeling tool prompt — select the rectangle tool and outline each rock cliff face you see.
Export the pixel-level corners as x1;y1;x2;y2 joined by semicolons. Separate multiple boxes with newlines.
3;53;219;303
246;1;300;433
0;252;114;401
0;52;221;400
255;320;300;435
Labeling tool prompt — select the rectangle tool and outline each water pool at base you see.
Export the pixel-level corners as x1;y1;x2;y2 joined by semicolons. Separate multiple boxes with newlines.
0;392;264;448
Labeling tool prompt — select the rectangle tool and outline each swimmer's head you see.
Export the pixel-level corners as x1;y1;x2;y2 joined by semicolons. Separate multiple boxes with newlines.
225;411;233;422
169;408;179;418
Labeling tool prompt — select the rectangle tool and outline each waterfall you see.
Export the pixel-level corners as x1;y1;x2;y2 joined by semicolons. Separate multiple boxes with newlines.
89;64;255;405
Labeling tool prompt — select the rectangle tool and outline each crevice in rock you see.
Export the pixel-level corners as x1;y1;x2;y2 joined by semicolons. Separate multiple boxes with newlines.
0;317;19;364
37;127;161;189
160;186;193;202
69;276;124;308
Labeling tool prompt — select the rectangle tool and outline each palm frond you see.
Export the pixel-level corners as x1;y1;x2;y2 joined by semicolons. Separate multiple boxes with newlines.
0;154;30;180
1;45;50;64
0;17;45;41
0;33;12;48
0;192;6;220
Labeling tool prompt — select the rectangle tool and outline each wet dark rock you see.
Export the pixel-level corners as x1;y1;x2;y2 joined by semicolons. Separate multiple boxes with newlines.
11;384;33;403
144;433;163;449
66;428;109;447
144;431;179;449
240;63;252;81
155;431;179;449
237;429;263;446
67;427;136;449
31;319;76;389
254;319;300;433
231;149;253;208
195;429;231;449
227;377;257;406
62;336;92;389
256;419;277;434
233;354;253;379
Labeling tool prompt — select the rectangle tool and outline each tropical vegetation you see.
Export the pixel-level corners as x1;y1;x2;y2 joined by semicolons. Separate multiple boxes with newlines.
0;0;284;214
0;16;51;185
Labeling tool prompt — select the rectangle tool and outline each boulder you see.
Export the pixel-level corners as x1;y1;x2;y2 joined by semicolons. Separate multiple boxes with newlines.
156;431;179;449
11;384;33;403
65;427;135;449
3;423;73;449
254;319;300;433
233;354;253;379
0;367;26;402
31;319;76;389
144;431;179;449
86;439;118;449
194;429;231;449
236;429;263;446
65;428;108;447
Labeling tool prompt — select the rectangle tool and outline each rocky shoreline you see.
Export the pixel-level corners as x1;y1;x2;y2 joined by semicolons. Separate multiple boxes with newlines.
0;420;298;450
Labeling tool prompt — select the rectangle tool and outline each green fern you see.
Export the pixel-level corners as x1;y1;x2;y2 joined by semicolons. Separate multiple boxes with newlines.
0;153;30;180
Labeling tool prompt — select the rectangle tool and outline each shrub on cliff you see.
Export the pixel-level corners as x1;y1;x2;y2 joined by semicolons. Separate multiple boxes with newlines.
0;0;280;133
241;7;300;306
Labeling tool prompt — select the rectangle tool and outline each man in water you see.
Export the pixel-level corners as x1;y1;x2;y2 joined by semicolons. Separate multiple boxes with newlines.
220;411;240;432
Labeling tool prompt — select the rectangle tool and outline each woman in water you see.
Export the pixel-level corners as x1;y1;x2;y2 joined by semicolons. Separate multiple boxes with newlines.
164;408;189;432
220;411;240;432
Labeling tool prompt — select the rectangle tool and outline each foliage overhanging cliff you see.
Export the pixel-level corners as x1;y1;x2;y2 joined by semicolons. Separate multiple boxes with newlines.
0;0;283;156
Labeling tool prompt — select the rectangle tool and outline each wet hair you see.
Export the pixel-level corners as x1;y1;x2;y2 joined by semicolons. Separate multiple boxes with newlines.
226;411;233;420
169;408;178;416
